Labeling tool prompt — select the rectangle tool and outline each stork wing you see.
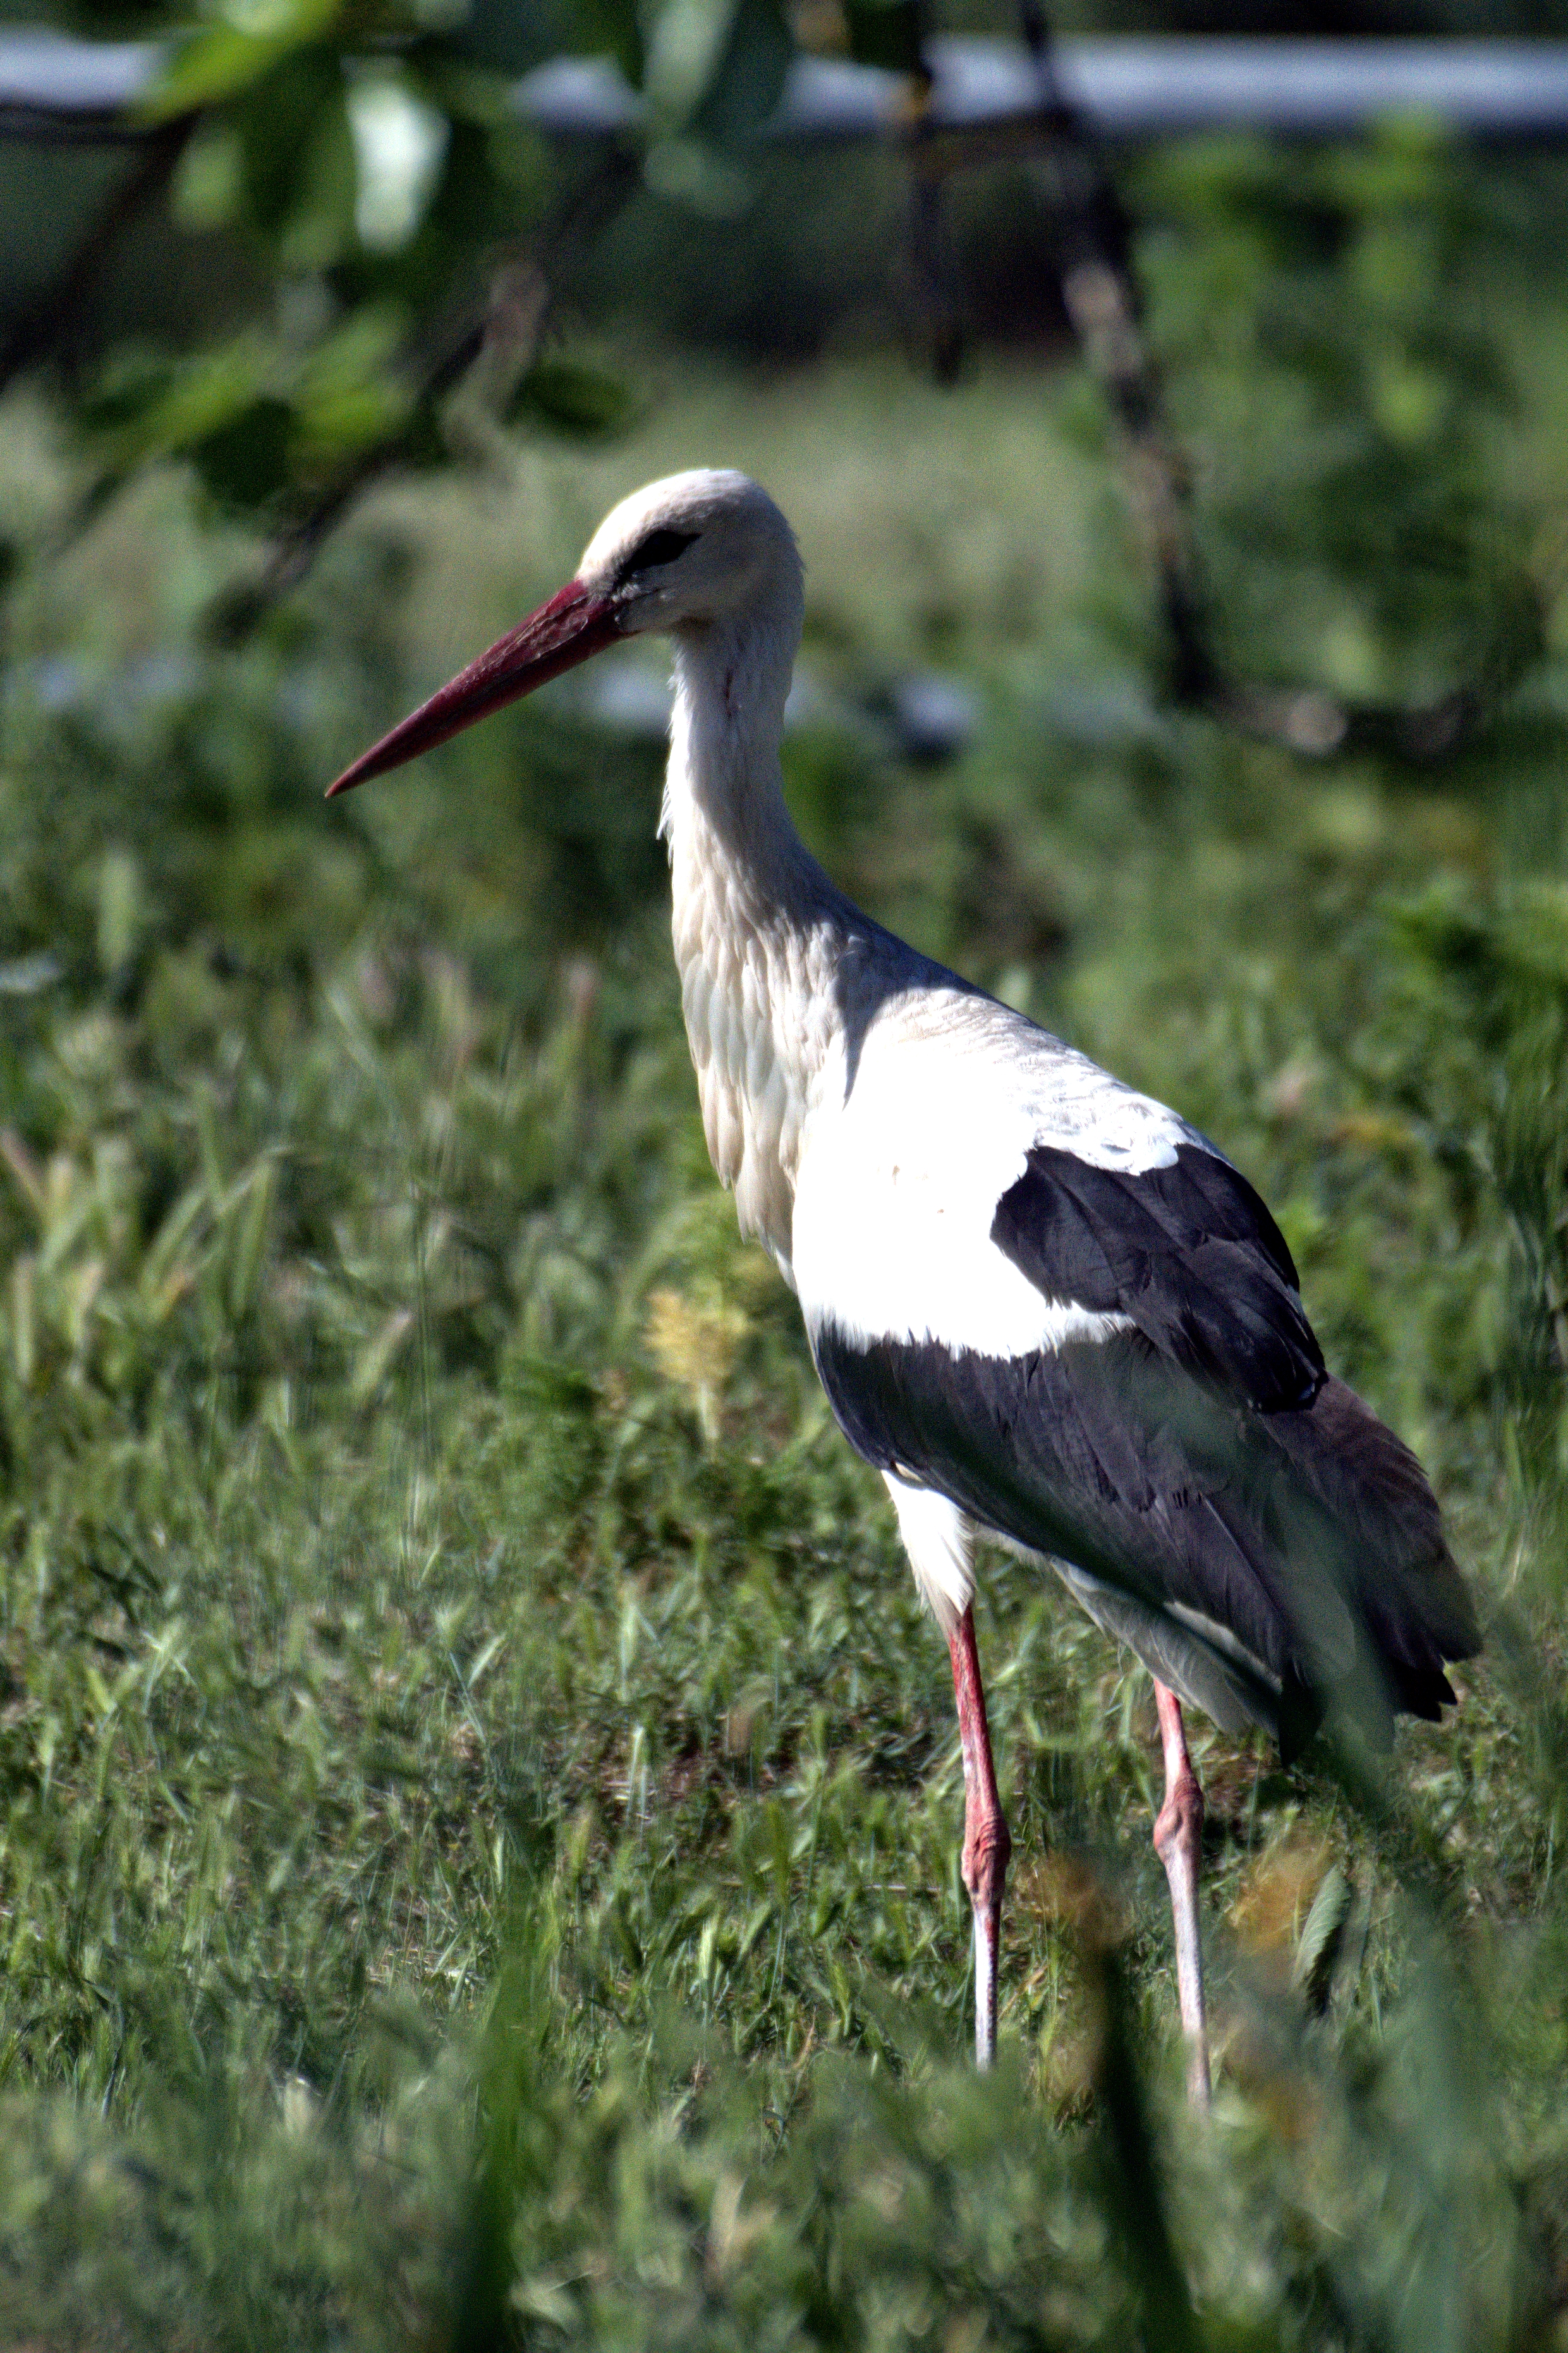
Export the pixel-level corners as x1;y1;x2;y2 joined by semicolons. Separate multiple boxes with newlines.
789;996;1374;1730
991;1139;1323;1414
790;991;1472;1747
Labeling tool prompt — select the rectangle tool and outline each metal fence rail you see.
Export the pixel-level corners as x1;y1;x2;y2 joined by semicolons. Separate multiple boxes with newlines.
7;31;1568;148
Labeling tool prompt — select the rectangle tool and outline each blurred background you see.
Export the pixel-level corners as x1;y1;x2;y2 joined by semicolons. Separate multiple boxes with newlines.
4;0;1568;2345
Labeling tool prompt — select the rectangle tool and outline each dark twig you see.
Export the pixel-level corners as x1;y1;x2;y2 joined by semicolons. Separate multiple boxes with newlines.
906;158;963;388
889;13;1229;707
900;10;964;388
0;113;196;396
0;112;161;145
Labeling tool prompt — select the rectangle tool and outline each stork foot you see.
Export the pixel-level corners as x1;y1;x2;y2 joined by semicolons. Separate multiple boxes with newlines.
1152;1680;1210;2111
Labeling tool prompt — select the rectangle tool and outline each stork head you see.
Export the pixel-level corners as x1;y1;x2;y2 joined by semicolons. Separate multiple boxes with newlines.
327;468;800;797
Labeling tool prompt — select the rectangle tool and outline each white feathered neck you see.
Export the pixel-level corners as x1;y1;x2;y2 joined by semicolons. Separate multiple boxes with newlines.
660;593;877;1276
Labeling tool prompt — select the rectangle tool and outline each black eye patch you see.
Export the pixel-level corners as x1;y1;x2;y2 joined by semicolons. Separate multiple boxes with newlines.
619;527;698;581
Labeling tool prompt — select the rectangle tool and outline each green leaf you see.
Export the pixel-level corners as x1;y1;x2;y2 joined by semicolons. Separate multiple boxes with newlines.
76;356;178;437
571;0;645;89
509;358;640;443
1291;1864;1352;2016
235;47;353;236
842;0;922;78
140;0;344;121
294;308;412;464
276;83;360;272
644;0;744;134
191;396;296;513
79;343;277;491
693;0;794;150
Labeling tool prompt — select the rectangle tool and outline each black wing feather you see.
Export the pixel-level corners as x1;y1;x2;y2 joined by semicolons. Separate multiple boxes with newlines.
991;1140;1324;1412
819;1323;1310;1682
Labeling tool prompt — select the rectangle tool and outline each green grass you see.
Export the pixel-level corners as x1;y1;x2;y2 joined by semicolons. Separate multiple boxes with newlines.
0;271;1567;2347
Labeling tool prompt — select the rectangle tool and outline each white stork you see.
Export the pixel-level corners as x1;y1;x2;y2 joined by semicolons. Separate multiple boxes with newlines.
329;469;1480;2103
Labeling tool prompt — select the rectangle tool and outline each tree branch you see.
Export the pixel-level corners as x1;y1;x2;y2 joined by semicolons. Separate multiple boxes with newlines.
0;115;196;398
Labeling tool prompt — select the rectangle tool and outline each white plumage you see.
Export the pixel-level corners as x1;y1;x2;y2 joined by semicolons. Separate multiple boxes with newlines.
882;1476;976;1628
791;1000;1172;1360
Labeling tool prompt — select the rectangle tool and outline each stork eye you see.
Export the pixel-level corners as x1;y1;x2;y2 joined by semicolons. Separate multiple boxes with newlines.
622;527;698;578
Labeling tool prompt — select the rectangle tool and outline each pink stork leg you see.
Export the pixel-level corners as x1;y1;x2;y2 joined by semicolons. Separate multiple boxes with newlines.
1152;1680;1211;2110
948;1604;1011;2069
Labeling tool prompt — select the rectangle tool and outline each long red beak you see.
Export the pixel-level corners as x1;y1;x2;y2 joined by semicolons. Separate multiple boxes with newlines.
326;579;622;797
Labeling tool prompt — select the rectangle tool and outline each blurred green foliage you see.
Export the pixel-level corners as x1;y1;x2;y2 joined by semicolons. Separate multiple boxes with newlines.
1131;124;1548;712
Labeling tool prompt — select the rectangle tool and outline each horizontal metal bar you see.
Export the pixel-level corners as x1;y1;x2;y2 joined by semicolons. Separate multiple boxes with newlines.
511;38;1568;144
0;29;166;135
6;31;1568;146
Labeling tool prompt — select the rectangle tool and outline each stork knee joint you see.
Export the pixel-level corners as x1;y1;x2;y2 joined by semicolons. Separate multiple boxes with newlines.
963;1809;1012;1910
1153;1773;1203;1869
